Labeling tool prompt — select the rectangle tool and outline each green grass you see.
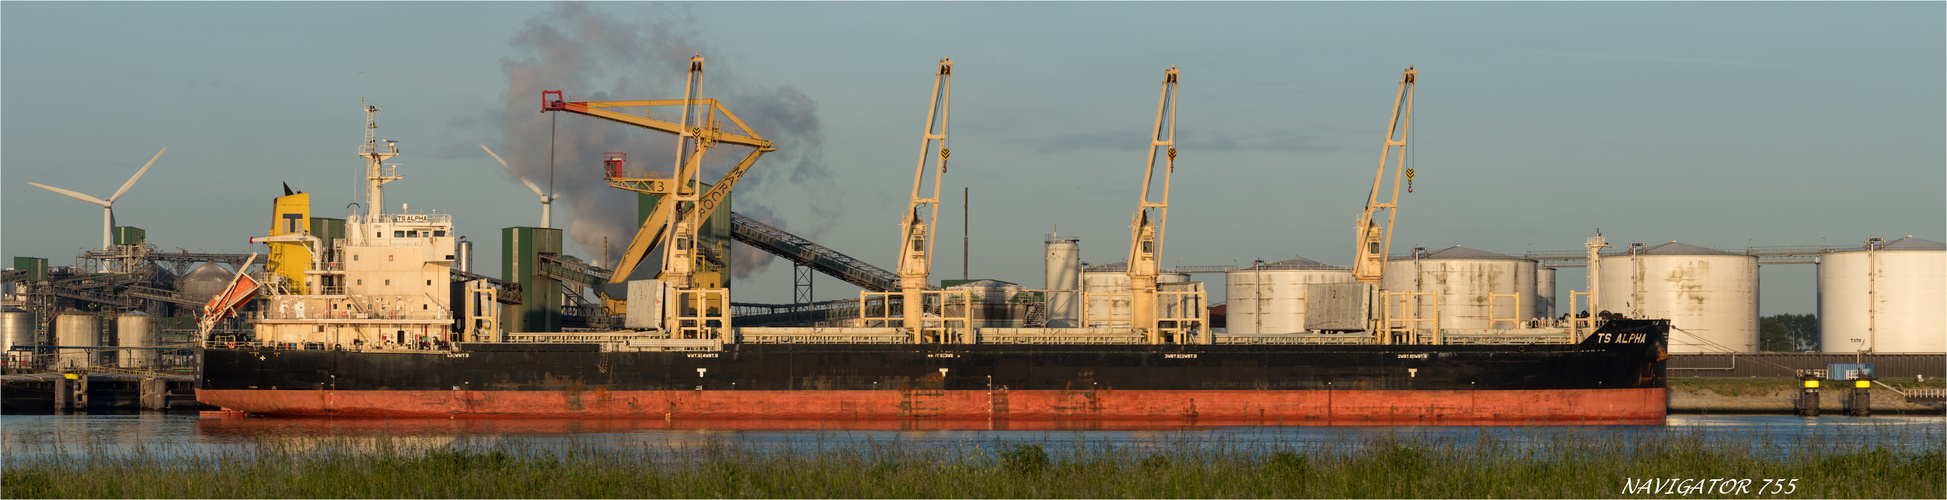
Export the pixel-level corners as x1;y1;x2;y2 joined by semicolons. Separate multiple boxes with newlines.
4;426;1941;498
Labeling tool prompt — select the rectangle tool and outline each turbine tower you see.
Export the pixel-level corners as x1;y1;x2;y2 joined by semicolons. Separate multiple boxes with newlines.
481;145;561;228
29;148;167;250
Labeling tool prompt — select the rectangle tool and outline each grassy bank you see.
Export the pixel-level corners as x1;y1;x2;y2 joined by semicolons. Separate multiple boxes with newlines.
5;427;1941;498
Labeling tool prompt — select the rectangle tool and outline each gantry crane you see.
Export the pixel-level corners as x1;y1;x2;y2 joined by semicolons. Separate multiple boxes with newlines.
1351;66;1416;286
1127;66;1180;344
892;58;953;343
541;53;775;333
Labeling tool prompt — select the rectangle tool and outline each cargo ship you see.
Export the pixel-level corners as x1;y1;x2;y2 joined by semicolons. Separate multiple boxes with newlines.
200;320;1667;425
197;67;1670;426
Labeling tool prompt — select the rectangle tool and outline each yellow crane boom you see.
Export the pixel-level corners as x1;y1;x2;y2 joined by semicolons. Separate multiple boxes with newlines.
1351;66;1416;285
894;58;953;342
540;53;775;288
1127;66;1179;344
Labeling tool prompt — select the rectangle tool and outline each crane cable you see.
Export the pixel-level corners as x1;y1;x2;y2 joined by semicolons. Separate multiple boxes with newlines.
1407;85;1416;194
548;112;557;214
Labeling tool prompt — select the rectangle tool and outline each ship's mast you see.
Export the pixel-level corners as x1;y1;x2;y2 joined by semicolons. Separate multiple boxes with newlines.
360;99;401;218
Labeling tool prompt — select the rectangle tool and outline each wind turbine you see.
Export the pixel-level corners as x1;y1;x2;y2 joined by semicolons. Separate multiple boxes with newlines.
481;145;560;228
29;148;167;250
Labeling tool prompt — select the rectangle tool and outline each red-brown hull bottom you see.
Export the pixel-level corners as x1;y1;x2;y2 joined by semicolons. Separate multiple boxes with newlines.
197;388;1667;426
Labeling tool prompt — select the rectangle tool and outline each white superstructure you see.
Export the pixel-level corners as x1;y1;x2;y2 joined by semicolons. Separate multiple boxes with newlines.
249;103;458;349
1818;236;1945;354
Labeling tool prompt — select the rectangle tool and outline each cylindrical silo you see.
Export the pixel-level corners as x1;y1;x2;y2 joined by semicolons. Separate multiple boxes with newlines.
118;311;157;369
1226;257;1353;334
1819;236;1945;354
3;306;34;367
1537;267;1557;320
1082;262;1131;327
1597;241;1758;353
55;312;101;369
457;236;474;274
1384;246;1540;330
1044;236;1081;328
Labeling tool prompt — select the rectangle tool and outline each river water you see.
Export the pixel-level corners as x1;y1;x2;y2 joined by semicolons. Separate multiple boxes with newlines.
4;413;1940;461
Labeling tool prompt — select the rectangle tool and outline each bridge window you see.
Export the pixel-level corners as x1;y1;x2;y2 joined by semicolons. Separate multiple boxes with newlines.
434;230;446;237
394;231;405;238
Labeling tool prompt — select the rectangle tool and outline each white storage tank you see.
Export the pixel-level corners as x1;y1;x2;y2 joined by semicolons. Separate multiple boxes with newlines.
118;311;157;369
1044;235;1081;328
1081;261;1188;327
1598;241;1758;353
1082;262;1131;327
1818;236;1945;353
3;306;34;366
1225;257;1353;334
55;312;101;369
1384;246;1542;330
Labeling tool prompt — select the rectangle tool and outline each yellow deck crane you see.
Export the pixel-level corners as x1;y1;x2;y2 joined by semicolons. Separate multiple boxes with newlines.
1124;66;1205;344
1351;66;1416;285
1350;66;1420;341
541;53;776;339
887;58;959;343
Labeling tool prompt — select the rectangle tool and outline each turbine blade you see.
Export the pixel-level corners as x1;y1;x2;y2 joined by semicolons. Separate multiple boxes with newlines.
29;182;109;206
483;145;545;197
479;145;510;168
109;147;166;202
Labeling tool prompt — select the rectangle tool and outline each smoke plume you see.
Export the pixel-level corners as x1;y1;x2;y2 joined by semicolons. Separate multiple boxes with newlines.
496;3;838;280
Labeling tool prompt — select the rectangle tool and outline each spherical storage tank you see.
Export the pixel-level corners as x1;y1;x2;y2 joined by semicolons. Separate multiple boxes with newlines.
118;311;157;369
1383;246;1543;330
56;312;101;369
1226;256;1352;334
1818;236;1945;353
1597;241;1757;353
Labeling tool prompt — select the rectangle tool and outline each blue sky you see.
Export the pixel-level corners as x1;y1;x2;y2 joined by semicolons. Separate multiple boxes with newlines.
4;2;1942;315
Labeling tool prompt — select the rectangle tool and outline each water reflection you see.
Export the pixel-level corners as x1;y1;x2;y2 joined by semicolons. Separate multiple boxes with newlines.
4;412;1940;461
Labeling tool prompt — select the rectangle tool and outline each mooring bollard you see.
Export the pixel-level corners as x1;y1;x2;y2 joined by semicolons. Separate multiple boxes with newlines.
140;377;168;411
1846;378;1873;417
1797;376;1821;417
